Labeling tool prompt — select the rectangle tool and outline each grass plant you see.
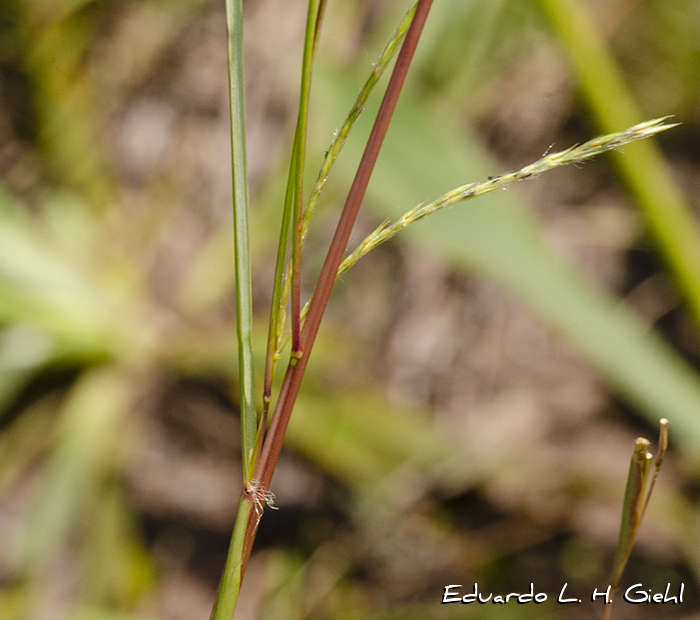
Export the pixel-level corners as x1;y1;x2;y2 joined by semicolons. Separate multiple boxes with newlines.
0;1;698;619
213;1;679;617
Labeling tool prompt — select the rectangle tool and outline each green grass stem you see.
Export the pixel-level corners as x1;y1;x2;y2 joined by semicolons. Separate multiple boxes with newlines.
215;3;328;616
262;0;325;427
225;0;256;483
272;3;416;361
291;0;324;355
301;2;417;242
209;494;254;620
262;144;297;421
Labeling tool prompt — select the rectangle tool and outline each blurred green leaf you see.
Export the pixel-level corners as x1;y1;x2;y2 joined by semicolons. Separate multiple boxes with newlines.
537;0;700;333
0;183;154;364
22;366;136;568
83;481;155;608
288;390;476;488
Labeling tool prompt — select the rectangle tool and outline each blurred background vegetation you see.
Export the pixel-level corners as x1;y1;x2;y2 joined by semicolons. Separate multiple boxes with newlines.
2;0;700;619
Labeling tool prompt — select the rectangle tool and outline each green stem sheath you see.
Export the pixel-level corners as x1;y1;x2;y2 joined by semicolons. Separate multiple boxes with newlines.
209;494;254;620
225;0;256;483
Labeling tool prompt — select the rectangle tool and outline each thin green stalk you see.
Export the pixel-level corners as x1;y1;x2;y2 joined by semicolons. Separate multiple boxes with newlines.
301;2;417;242
537;0;700;334
210;0;261;614
311;0;327;52
225;0;256;483
262;0;325;422
272;3;417;361
262;145;297;424
209;494;253;620
291;0;324;356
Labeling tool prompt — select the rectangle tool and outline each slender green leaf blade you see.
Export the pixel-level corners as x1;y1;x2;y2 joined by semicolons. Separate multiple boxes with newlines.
225;0;256;481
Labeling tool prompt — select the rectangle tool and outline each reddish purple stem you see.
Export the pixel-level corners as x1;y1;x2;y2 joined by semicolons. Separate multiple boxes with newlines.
242;0;434;575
